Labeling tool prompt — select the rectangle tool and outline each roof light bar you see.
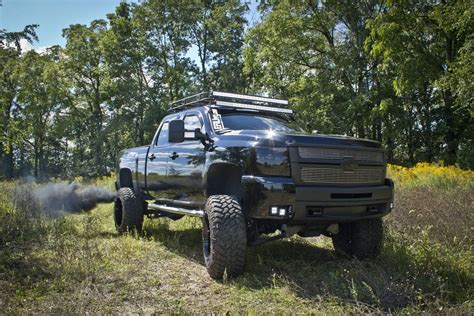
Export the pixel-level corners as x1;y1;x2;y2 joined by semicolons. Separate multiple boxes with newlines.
168;91;292;114
215;100;293;114
212;91;288;105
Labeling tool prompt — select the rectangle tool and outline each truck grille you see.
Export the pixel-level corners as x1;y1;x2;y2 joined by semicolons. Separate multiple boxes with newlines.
300;166;385;185
298;147;383;163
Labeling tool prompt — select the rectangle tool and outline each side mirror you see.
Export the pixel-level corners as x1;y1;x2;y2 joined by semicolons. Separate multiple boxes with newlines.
194;128;206;141
168;120;185;143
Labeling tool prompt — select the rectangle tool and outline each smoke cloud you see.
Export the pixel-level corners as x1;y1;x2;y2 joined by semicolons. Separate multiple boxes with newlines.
35;182;116;214
15;182;116;217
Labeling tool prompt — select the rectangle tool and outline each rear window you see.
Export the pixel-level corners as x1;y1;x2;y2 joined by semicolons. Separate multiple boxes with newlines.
221;114;294;132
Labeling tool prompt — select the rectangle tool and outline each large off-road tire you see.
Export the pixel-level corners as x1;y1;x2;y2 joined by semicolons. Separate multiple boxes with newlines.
332;218;383;259
202;195;247;279
114;187;144;234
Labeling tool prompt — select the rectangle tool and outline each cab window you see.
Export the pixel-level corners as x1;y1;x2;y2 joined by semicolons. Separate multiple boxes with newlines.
184;115;202;131
184;115;203;139
155;122;169;146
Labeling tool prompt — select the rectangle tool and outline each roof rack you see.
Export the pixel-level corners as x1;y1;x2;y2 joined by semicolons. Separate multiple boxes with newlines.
168;91;292;114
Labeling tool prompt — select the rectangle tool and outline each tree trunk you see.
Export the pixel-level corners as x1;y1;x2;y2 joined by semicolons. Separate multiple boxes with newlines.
2;100;14;178
386;134;394;163
443;89;458;165
442;33;459;165
4;144;14;178
34;138;39;177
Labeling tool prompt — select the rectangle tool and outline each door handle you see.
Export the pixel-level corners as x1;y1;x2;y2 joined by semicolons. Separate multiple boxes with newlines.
148;153;156;161
169;152;179;160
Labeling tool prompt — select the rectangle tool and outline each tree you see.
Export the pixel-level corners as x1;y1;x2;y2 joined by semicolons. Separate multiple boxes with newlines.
0;25;38;178
102;2;159;148
244;1;389;138
13;47;69;177
62;20;112;176
189;0;248;91
134;0;195;104
367;0;473;165
2;1;472;178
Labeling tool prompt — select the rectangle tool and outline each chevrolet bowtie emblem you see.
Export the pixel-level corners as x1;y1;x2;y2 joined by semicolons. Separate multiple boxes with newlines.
341;156;357;172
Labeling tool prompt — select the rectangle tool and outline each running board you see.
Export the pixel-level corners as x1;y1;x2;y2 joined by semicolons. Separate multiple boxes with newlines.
155;198;204;208
147;203;205;217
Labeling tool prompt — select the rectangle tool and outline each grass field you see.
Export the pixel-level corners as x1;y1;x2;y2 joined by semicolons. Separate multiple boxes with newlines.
0;164;473;313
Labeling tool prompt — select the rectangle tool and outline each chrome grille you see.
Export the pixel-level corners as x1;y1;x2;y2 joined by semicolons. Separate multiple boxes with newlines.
298;147;383;162
300;166;385;185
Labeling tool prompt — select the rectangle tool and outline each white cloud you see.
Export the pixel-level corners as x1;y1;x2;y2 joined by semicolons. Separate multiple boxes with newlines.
18;38;49;54
19;38;33;52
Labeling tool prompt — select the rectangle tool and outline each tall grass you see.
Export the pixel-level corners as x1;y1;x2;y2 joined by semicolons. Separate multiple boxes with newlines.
0;164;472;313
388;162;474;189
387;163;473;254
385;163;473;311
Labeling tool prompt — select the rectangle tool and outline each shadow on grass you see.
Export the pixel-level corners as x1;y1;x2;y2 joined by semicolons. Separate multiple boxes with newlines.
143;221;205;264
0;246;54;284
142;220;473;312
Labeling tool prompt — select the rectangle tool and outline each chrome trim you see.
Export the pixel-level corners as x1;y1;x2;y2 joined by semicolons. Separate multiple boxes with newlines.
298;147;384;162
300;166;385;185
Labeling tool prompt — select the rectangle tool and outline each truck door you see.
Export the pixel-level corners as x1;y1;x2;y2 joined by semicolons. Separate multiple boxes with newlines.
166;112;206;202
145;121;172;197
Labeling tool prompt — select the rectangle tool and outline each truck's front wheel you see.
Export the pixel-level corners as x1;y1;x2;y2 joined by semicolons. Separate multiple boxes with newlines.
202;195;247;279
114;187;144;234
332;218;383;259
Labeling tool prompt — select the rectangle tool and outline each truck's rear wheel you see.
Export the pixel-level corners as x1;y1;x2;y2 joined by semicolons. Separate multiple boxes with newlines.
202;195;247;279
332;218;383;259
114;187;144;234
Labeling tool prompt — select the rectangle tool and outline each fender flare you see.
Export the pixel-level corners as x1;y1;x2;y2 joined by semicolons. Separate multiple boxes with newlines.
119;168;134;189
205;162;243;200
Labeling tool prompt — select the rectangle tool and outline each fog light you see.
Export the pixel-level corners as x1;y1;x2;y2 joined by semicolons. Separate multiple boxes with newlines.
390;202;394;209
270;206;278;215
269;205;293;217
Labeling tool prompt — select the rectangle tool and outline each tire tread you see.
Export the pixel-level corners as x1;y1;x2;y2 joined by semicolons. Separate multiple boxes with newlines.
205;195;246;279
115;187;143;234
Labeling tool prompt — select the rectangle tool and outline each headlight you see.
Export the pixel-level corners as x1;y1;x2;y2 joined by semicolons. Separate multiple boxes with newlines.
252;147;290;177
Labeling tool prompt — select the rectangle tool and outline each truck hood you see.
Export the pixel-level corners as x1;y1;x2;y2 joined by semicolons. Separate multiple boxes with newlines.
214;130;382;149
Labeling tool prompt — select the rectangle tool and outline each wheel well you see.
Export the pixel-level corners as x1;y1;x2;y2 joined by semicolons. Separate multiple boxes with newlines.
206;163;242;200
119;168;134;188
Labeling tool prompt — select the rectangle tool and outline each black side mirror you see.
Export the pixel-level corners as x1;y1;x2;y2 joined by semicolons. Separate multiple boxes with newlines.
195;128;215;149
169;120;185;143
194;128;206;141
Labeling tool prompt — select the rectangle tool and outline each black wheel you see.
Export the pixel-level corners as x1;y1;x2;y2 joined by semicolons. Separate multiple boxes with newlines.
114;187;144;234
332;218;383;259
202;195;247;279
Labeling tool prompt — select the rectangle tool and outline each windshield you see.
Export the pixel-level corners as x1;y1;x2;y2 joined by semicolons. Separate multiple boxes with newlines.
220;114;294;132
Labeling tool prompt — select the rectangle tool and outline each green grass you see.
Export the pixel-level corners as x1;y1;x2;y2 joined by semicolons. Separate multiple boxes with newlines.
0;178;473;314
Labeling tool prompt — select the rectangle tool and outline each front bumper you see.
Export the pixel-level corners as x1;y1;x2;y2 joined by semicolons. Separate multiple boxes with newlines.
242;175;394;224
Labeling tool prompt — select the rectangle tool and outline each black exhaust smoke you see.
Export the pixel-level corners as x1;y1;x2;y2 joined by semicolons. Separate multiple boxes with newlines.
31;182;116;216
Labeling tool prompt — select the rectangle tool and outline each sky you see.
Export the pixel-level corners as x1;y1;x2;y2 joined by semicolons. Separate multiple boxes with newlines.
1;0;134;50
0;0;259;53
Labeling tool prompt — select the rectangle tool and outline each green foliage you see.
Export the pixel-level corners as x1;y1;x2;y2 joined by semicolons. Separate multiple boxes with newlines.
244;0;473;167
366;0;473;165
0;25;39;178
0;0;472;179
0;0;248;179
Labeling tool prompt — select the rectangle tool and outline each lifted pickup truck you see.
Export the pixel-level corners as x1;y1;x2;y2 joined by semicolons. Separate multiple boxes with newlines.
114;91;394;279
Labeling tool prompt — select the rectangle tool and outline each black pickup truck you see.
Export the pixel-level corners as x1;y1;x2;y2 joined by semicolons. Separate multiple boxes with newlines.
114;91;394;279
